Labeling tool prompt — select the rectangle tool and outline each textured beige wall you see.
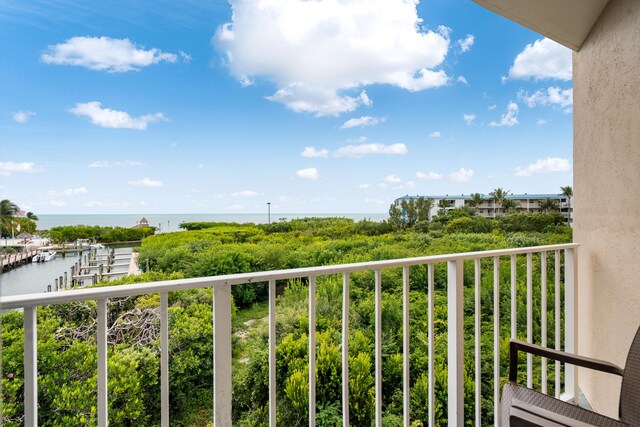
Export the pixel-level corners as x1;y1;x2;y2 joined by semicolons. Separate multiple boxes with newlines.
574;0;640;416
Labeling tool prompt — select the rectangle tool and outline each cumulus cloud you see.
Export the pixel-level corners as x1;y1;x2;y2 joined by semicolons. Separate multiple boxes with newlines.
128;177;163;187
383;175;402;184
296;168;319;180
88;160;143;168
429;131;441;138
42;36;178;72
518;87;573;108
508;37;572;81
490;102;519;127
231;190;260;198
301;146;329;158
60;187;88;197
536;119;547;126
416;171;443;180
70;102;167;130
449;167;474;182
214;0;451;116
340;116;385;129
457;34;475;52
335;143;407;157
515;157;571;176
13;110;35;123
463;114;476;125
0;161;39;176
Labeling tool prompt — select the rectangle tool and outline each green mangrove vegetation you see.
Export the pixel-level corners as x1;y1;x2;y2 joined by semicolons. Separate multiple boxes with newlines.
1;210;572;426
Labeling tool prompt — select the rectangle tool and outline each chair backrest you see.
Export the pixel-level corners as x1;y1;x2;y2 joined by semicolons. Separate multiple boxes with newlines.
620;325;640;424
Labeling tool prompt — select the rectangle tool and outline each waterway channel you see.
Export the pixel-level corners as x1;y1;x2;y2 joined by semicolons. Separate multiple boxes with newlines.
0;248;134;298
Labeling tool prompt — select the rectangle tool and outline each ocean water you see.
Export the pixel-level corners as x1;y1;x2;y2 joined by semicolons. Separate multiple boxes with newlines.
36;213;387;230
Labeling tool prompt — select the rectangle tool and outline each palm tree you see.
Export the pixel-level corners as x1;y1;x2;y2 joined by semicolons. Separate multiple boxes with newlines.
560;185;573;224
489;188;510;217
26;211;39;221
467;193;485;213
1;199;20;238
502;198;520;212
540;197;559;212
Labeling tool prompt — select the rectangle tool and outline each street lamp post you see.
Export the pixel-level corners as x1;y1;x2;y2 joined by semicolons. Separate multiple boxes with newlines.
267;202;271;224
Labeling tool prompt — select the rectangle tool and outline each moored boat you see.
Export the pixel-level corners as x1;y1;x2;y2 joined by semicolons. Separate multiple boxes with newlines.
32;250;57;263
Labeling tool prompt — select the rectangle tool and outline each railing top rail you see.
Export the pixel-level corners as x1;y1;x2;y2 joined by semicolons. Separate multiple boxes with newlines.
0;243;578;310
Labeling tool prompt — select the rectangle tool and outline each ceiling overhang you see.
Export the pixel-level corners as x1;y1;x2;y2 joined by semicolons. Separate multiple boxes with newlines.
471;0;611;51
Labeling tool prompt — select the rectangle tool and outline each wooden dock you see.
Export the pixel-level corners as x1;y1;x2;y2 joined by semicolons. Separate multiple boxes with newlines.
1;250;37;272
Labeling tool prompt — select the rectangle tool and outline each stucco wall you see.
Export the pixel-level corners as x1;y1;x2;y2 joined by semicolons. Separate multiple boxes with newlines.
574;0;640;416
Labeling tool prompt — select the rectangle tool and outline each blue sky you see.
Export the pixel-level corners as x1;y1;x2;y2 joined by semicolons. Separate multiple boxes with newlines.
0;0;573;214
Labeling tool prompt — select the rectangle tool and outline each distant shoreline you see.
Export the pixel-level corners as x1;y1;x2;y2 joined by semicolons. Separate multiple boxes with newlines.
35;213;388;230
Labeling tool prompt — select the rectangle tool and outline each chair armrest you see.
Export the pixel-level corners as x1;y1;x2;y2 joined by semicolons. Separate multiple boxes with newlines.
509;339;624;382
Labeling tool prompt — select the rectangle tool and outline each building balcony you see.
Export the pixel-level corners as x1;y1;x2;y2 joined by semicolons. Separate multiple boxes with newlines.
0;243;579;426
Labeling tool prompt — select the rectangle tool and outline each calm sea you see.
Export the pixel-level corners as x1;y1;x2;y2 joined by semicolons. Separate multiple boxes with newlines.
36;213;387;230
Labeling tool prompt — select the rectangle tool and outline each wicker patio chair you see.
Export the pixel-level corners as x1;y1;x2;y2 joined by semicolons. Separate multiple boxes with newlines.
501;326;640;426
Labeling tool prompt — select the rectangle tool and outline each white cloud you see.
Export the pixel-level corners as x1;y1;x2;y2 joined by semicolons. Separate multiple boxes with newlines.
86;201;106;208
88;160;143;168
128;177;163;187
0;161;39;176
214;0;450;116
463;114;476;125
457;34;475;53
449;167;474;182
61;187;88;197
457;76;468;85
227;204;245;211
518;87;573;108
416;171;443;180
335;143;407;157
508;37;572;81
384;175;402;184
179;51;192;62
490;102;519;127
405;180;416;189
301;146;329;158
276;195;291;202
358;183;370;189
488;104;497;110
536;119;547;126
231;190;260;198
42;36;178;72
71;102;167;130
296;168;319;180
429;131;441;138
340;115;385;129
13;110;35;123
515;157;571;176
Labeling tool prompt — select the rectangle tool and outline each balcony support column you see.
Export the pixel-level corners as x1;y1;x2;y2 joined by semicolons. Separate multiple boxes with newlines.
213;284;232;425
448;260;464;427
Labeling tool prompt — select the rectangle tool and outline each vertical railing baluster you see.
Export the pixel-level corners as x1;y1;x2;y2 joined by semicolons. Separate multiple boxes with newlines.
160;292;169;427
269;280;277;427
402;266;410;427
309;276;317;427
541;252;548;394
213;285;232;425
555;250;561;398
375;270;383;427
474;258;481;427
342;273;350;427
428;264;435;427
448;260;464;427
564;248;578;402
510;255;517;339
526;253;533;388
24;306;38;427
493;256;501;427
97;299;108;427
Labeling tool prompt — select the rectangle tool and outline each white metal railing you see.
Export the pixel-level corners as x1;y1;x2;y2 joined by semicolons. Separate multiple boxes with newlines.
0;243;579;427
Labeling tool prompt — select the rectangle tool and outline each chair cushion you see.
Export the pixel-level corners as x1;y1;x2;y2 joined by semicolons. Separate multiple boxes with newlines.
502;383;629;427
